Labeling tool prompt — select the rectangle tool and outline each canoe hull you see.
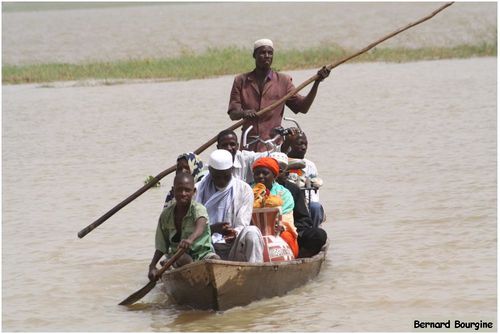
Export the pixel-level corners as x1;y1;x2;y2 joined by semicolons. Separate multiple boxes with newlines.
161;250;326;311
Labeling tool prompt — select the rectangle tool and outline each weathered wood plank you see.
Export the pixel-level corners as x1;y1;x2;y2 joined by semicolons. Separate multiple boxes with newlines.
161;250;326;310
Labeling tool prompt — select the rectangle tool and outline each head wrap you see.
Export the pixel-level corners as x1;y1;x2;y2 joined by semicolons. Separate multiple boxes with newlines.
252;157;280;176
254;38;274;51
164;152;207;208
177;152;206;183
208;149;233;170
270;152;288;171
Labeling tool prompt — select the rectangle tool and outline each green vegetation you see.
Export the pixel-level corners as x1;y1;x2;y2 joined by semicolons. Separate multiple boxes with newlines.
3;43;496;85
144;175;161;187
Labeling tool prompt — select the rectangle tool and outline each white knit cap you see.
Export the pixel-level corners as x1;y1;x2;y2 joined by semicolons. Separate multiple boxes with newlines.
253;38;274;50
208;149;233;170
270;152;288;170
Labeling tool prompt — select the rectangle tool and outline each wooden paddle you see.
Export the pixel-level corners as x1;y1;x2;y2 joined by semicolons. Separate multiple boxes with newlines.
78;2;453;239
118;248;186;306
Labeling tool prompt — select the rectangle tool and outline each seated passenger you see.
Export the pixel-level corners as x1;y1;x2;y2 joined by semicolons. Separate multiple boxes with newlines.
216;129;269;183
271;152;327;257
252;157;298;257
164;152;207;208
282;130;325;228
196;149;264;263
148;173;217;279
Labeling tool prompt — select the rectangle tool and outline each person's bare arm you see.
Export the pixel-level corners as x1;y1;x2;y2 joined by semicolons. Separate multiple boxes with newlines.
179;217;208;249
287;66;331;114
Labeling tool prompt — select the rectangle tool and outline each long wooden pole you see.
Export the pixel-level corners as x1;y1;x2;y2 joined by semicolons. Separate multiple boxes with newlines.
78;2;453;239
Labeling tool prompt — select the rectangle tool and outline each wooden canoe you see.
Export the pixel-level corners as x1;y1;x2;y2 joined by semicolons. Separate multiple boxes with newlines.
160;248;326;311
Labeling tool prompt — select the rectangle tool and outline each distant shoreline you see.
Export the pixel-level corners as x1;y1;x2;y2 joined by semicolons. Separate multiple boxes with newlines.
3;43;496;85
2;2;169;13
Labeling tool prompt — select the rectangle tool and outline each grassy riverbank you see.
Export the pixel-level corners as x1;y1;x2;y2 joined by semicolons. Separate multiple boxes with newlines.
3;43;496;85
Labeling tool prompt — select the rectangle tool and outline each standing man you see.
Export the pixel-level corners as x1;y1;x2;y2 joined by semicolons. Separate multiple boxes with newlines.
195;149;264;262
227;38;330;152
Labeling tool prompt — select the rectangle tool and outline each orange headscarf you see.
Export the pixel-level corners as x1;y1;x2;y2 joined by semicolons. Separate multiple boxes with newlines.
252;157;280;176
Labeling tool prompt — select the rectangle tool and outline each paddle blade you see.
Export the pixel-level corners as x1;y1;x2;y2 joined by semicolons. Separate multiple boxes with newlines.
119;280;157;306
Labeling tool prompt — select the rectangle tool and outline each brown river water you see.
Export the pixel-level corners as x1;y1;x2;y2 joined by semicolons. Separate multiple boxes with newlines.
2;2;497;332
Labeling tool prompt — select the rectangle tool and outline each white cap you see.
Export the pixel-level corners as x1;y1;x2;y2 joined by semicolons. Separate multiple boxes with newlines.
254;38;274;51
208;149;233;170
270;152;288;170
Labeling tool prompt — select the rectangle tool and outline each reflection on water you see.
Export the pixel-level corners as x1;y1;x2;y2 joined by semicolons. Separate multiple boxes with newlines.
156;309;216;331
2;57;496;331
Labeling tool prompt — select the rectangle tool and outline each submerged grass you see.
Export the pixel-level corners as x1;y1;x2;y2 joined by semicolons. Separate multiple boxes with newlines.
3;43;496;85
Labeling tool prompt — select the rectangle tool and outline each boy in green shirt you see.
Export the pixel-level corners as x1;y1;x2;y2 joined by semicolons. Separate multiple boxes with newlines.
148;172;217;280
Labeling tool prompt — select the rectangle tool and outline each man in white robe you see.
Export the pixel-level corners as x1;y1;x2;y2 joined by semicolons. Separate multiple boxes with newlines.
196;149;264;262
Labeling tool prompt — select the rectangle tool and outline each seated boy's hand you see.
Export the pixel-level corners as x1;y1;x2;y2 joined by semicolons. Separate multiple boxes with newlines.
179;238;193;250
148;266;158;281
